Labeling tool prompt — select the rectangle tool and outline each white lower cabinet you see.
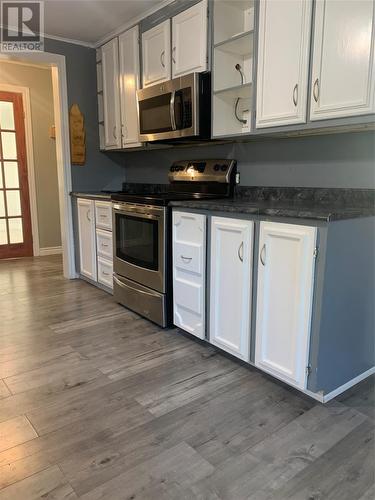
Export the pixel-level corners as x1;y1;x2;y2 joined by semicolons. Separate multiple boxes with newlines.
77;198;113;291
254;222;317;389
172;211;206;339
209;217;254;361
77;198;97;281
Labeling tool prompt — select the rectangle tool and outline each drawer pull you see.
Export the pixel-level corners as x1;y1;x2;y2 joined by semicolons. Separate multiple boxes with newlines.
99;214;108;218
102;270;111;276
180;255;192;263
101;243;109;248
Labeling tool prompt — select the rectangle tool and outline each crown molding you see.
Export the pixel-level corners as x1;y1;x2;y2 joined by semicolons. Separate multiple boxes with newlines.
0;24;96;48
95;0;175;47
43;32;96;49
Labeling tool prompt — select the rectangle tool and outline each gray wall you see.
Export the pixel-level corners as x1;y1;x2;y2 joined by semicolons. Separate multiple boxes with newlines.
120;131;375;188
44;37;126;192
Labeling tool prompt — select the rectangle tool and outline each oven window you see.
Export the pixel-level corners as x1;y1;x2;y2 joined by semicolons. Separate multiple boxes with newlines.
115;213;158;271
139;93;173;134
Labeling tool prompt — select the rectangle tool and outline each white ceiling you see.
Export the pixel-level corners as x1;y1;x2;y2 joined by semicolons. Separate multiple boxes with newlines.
44;0;168;46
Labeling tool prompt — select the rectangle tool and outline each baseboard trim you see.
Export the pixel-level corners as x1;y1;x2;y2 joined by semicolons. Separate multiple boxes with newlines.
321;367;375;403
39;246;63;256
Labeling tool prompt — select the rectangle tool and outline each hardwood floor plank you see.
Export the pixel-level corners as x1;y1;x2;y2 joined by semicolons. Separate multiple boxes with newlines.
265;420;375;500
0;465;77;499
79;442;214;500
0;415;38;452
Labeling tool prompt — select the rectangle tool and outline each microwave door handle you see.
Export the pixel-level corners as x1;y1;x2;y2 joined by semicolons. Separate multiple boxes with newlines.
170;90;177;131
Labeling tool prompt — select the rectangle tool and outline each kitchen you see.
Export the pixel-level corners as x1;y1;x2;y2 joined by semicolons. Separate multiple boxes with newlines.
0;0;374;498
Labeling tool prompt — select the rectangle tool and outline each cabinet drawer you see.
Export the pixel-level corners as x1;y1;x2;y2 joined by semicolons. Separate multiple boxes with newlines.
96;229;113;260
97;257;113;289
95;201;112;230
174;241;203;275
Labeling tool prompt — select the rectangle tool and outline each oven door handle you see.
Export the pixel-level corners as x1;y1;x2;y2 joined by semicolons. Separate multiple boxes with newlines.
113;207;161;221
170;90;177;131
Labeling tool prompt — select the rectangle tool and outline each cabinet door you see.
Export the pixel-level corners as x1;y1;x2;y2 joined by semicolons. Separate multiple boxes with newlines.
142;20;171;87
173;211;206;339
255;222;317;389
310;0;375;120
256;0;312;128
210;217;253;361
119;26;141;148
172;0;208;78
101;38;122;149
77;199;97;281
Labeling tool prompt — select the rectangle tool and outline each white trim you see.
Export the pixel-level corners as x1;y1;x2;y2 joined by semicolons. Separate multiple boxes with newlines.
0;83;40;256
0;52;76;279
43;33;95;49
95;0;175;47
39;246;62;256
321;367;375;403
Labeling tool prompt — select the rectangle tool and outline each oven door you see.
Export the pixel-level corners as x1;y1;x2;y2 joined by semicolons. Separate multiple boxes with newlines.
113;203;166;293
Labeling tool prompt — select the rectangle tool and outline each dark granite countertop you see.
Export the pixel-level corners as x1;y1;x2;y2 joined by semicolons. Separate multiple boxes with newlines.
70;192;114;201
169;198;375;222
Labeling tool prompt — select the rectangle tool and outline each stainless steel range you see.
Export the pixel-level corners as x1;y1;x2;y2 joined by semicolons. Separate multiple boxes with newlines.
112;159;237;327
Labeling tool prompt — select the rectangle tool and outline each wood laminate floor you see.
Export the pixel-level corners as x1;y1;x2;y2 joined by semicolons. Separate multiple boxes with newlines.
0;255;374;499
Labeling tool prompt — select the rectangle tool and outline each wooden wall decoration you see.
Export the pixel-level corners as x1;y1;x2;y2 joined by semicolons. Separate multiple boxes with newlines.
69;104;86;165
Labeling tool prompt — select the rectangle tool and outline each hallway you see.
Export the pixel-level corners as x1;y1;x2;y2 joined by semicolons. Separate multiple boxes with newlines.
0;256;374;499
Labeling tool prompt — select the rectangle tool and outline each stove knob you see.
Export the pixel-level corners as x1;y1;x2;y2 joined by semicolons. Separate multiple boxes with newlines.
179;166;185;171
221;165;228;171
213;164;220;171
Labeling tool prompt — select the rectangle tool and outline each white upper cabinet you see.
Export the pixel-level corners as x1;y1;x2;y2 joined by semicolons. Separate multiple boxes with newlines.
310;0;375;120
172;0;208;78
101;38;122;149
119;26;141;147
255;222;317;390
173;211;206;339
210;217;253;361
142;20;171;87
256;0;313;128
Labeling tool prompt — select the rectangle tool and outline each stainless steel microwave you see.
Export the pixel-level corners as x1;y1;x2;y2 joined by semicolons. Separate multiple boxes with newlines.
137;72;211;142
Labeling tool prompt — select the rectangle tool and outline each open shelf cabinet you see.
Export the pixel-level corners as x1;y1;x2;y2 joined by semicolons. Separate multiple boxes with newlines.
212;0;255;138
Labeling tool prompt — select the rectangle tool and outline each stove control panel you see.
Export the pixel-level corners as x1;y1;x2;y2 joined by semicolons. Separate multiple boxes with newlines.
169;159;236;184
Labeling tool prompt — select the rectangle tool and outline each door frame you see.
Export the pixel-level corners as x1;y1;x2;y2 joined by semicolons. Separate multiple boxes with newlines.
0;52;76;279
0;83;40;256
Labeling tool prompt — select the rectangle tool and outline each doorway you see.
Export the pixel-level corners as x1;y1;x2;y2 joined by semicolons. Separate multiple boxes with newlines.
0;52;75;278
0;91;33;258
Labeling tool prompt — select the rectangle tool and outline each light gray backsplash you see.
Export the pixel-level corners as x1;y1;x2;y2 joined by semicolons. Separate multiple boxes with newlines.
119;131;375;189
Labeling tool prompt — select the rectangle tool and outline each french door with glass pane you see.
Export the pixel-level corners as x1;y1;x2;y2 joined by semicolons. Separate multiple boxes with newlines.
0;91;33;258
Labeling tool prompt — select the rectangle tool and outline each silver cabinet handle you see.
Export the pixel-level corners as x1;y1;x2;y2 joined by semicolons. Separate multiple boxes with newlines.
86;209;91;222
102;270;111;276
99;214;107;218
101;243;109;248
121;123;126;139
313;78;319;102
238;241;244;262
181;255;192;262
160;50;165;68
113;125;117;139
172;47;176;64
293;83;298;107
260;244;266;266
